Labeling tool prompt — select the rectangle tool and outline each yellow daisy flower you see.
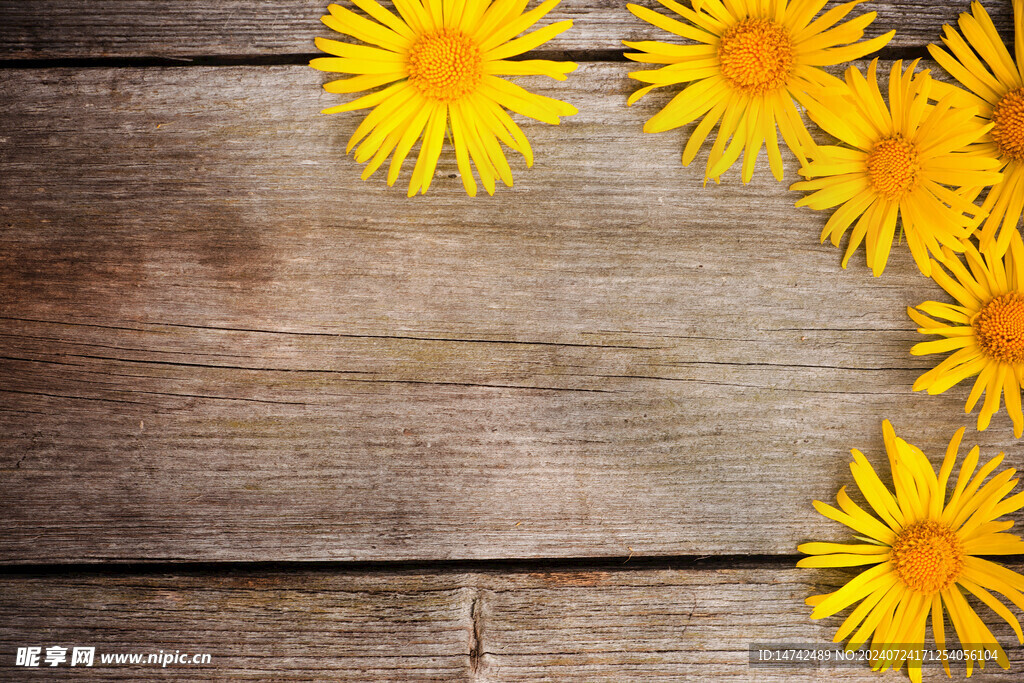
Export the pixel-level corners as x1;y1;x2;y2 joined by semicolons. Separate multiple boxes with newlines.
623;0;894;183
792;59;1003;277
800;421;1024;682
909;231;1024;438
310;0;578;196
928;0;1024;257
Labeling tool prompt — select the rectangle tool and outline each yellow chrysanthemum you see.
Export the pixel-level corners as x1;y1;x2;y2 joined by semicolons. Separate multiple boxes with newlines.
909;231;1024;438
792;59;1003;277
623;0;894;183
311;0;578;196
928;0;1024;257
800;421;1024;682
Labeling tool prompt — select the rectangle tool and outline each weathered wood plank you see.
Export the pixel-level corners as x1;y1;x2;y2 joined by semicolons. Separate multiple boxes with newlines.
0;0;1008;60
4;566;1018;680
2;62;1021;563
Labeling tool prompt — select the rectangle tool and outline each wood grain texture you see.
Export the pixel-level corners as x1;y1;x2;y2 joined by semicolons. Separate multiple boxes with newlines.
5;1;1024;678
3;566;1020;680
0;0;1009;60
3;62;1022;563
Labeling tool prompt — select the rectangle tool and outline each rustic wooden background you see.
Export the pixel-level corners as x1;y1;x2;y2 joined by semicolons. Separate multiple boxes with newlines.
1;0;1023;680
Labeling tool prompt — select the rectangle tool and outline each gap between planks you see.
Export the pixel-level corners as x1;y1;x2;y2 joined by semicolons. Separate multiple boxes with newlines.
0;46;931;70
0;555;807;577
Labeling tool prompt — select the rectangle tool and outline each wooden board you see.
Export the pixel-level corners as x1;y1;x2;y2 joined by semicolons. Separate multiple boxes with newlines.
4;565;1020;680
0;0;1011;60
3;62;1023;563
5;0;1024;680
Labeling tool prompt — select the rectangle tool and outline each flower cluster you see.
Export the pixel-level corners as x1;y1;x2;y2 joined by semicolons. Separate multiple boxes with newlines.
625;0;1024;441
312;1;1024;678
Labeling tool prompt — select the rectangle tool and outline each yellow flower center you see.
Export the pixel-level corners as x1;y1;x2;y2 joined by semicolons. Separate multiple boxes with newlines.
992;88;1024;162
407;29;483;103
891;520;964;594
717;19;795;96
866;135;920;199
974;291;1024;364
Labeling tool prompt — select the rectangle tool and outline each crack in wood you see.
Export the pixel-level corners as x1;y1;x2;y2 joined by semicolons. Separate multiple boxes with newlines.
0;386;308;407
0;316;662;350
469;589;485;678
